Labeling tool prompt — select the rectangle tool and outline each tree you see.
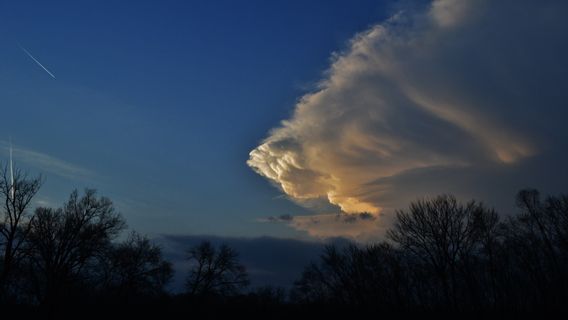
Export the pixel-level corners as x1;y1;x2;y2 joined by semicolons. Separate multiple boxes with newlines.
291;243;411;307
249;285;287;306
500;189;568;307
0;165;43;297
99;231;173;300
185;241;249;297
387;194;499;308
26;189;126;304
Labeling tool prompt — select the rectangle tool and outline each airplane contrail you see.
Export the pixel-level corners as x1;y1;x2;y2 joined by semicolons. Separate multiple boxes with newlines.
9;138;15;201
19;45;56;79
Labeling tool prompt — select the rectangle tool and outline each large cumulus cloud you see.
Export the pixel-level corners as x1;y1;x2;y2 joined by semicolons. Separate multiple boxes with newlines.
248;0;568;238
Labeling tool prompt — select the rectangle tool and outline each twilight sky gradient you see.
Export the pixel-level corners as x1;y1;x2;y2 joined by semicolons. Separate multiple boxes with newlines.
1;0;568;244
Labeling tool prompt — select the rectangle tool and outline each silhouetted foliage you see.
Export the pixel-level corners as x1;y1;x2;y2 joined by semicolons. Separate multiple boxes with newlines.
249;285;287;305
387;194;500;308
2;171;568;318
293;191;568;313
291;242;411;308
25;189;126;305
499;189;568;308
0;165;43;301
99;231;173;300
185;241;249;298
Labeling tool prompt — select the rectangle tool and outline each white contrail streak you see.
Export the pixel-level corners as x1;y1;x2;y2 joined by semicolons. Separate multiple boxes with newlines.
19;45;56;79
9;139;14;201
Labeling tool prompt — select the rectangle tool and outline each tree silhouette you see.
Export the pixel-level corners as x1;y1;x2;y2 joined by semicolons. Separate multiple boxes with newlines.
26;189;126;304
0;165;42;299
99;231;173;300
1;182;567;315
185;241;249;298
387;194;499;307
501;189;568;308
291;243;411;307
249;285;287;306
291;191;568;312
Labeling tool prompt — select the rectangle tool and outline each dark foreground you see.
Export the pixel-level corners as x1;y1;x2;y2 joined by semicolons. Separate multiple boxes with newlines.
3;298;568;320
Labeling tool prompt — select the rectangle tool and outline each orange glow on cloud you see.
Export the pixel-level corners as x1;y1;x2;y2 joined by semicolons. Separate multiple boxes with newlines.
248;0;566;239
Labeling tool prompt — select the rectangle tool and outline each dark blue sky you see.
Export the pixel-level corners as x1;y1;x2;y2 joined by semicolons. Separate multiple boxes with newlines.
0;0;396;238
3;0;566;245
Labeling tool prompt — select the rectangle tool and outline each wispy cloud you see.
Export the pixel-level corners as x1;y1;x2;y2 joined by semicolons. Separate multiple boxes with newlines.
248;0;568;238
0;141;93;180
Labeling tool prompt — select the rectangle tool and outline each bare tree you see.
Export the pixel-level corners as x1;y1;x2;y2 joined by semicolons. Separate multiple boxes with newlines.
501;189;568;307
387;194;499;307
99;231;173;299
0;165;43;296
185;241;249;297
291;243;411;307
26;189;126;304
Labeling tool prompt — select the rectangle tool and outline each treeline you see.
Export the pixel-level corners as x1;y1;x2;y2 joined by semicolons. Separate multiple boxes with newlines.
2;165;568;317
0;168;172;308
291;191;568;313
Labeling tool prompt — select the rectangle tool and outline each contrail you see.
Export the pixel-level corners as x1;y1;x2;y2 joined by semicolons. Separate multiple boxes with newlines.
19;45;56;79
9;138;14;201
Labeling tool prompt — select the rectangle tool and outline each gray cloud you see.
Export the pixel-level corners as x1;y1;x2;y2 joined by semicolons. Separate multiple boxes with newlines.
248;0;568;238
259;212;386;242
158;235;339;292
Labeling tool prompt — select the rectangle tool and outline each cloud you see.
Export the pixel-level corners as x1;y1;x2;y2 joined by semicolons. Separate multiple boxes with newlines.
258;214;295;223
0;141;93;180
157;235;334;292
260;212;387;241
248;0;568;238
288;213;389;242
429;0;476;27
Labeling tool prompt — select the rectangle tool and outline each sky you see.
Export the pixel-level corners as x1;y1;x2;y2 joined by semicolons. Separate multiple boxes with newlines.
0;0;399;240
1;0;568;253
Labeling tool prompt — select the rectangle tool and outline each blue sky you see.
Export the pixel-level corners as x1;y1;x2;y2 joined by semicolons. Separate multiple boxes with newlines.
2;0;567;244
0;0;397;238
